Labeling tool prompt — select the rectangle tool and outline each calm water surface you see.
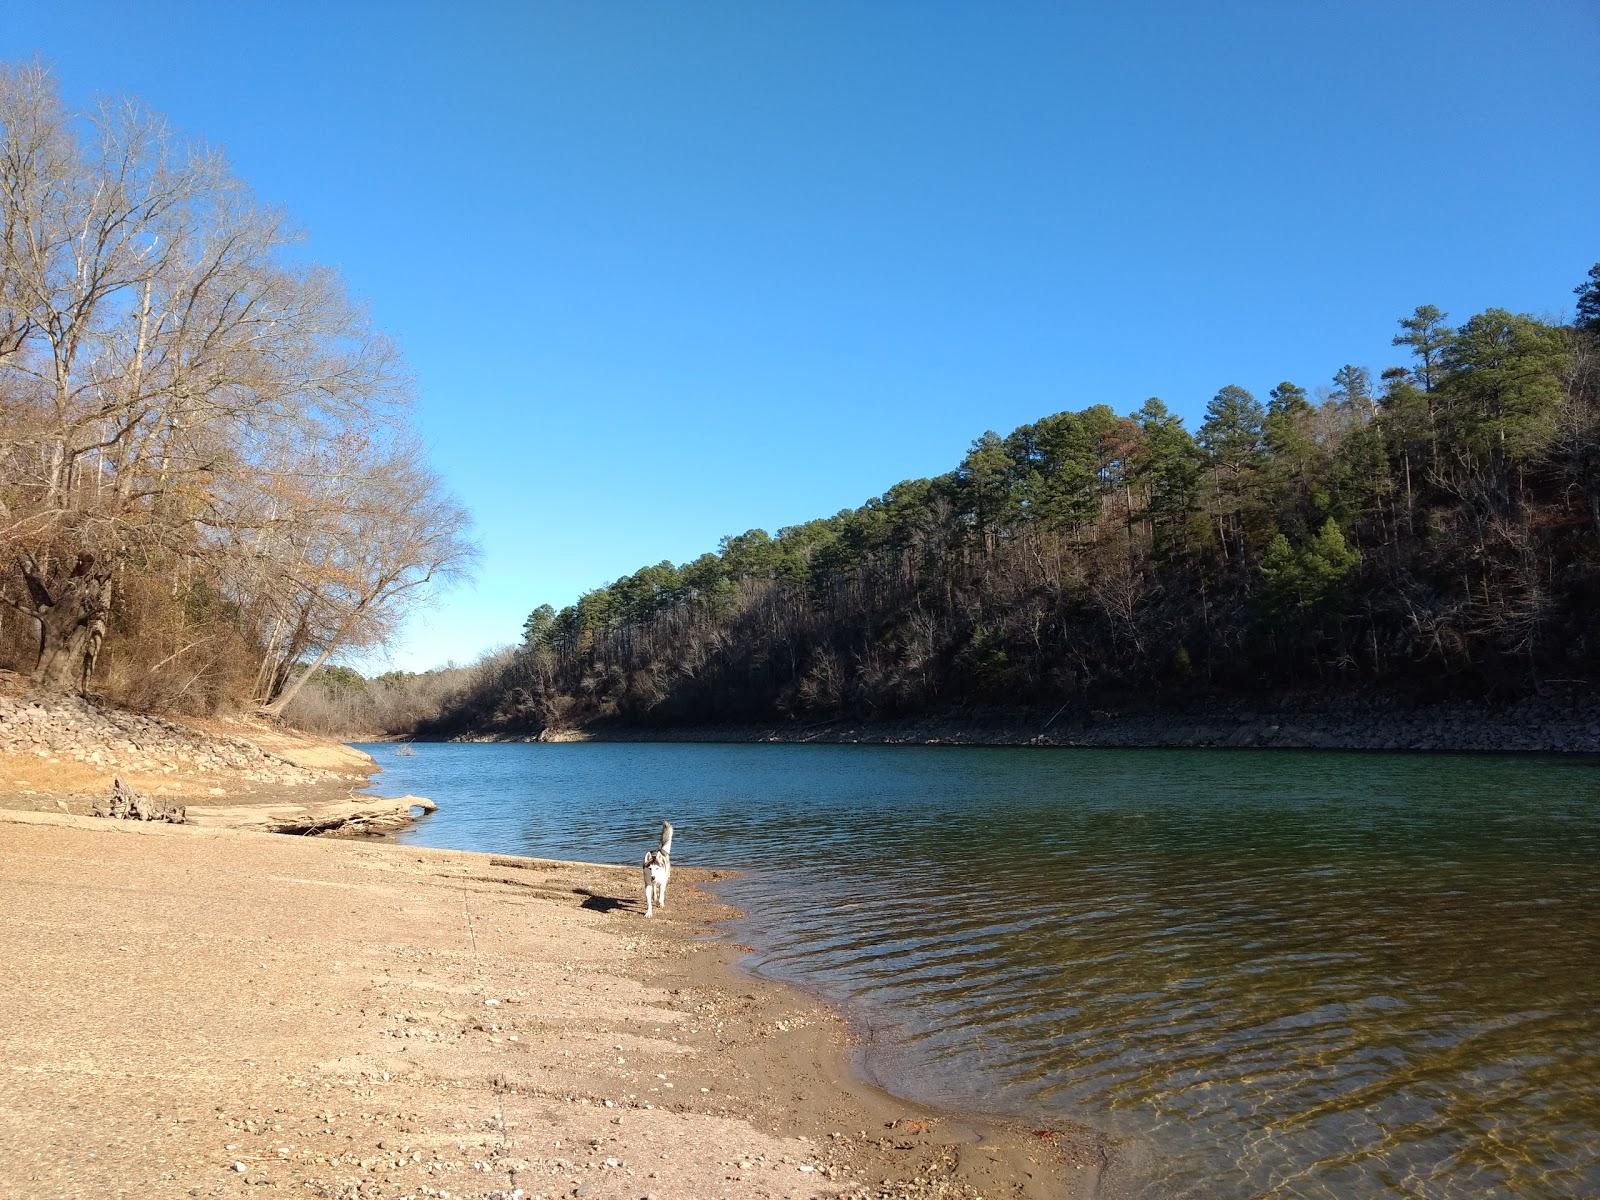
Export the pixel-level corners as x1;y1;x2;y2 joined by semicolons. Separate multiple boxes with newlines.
361;741;1600;1199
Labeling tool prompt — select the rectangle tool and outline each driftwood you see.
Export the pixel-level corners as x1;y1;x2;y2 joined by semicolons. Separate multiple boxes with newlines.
91;777;186;824
182;795;435;835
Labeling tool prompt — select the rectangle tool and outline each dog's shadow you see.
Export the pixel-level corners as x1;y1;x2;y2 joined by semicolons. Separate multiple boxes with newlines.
574;887;633;914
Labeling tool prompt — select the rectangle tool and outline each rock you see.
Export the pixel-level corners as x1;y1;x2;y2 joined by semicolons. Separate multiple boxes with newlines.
0;692;347;787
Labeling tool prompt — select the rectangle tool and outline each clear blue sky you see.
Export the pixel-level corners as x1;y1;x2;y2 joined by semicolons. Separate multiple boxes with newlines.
19;1;1599;670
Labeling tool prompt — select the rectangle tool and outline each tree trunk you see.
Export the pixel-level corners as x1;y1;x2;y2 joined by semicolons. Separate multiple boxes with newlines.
20;553;115;692
260;604;368;717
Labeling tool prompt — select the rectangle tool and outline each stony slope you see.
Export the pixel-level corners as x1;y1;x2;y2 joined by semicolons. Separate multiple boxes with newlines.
0;676;398;832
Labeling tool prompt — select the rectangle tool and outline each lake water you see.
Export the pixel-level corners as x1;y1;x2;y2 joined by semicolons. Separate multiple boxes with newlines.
360;741;1600;1199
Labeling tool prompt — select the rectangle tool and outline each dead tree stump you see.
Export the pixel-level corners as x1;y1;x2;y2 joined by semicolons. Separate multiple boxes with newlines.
92;777;186;824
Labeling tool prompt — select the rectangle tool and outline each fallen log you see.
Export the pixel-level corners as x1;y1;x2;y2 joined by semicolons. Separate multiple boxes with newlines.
182;795;436;836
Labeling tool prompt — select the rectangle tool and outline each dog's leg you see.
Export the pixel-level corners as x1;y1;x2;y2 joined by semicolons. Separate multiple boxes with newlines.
643;866;653;918
657;871;668;911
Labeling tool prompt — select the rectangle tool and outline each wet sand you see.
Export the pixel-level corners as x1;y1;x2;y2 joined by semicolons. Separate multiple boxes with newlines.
0;811;1111;1199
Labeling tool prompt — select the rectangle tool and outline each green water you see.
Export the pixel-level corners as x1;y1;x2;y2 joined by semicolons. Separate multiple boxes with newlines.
368;741;1600;1199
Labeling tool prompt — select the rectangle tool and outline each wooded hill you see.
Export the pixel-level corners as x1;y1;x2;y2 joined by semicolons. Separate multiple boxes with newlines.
421;265;1600;738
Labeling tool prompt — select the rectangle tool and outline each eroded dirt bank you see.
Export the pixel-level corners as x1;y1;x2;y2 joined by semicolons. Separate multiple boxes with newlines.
0;813;1116;1200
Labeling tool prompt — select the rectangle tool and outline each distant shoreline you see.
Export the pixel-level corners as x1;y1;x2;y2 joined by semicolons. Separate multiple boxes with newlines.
438;693;1600;755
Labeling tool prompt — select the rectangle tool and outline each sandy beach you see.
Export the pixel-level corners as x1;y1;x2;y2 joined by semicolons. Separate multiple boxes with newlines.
0;809;1109;1200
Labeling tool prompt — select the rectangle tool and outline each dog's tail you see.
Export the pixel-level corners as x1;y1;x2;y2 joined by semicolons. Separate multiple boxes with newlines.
659;820;674;853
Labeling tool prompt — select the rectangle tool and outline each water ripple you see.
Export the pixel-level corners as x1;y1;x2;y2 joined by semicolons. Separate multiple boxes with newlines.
371;741;1600;1200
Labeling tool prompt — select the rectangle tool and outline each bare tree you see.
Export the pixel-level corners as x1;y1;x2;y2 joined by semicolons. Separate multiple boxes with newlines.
256;440;476;715
0;64;472;700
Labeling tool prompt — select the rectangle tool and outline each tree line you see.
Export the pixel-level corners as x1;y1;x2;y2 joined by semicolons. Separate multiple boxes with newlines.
414;264;1599;736
0;64;472;712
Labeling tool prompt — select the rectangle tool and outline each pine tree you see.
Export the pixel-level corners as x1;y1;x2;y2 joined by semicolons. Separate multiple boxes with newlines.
958;432;1020;537
522;604;556;647
1133;398;1201;559
1198;385;1266;563
1439;309;1569;463
1198;385;1266;470
1261;518;1359;613
1574;263;1600;334
1264;381;1318;511
1392;305;1452;391
1331;365;1374;417
1013;413;1099;532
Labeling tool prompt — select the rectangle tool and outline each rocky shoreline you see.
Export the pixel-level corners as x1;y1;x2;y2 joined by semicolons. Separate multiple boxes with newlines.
0;681;421;835
0;686;336;785
455;693;1600;754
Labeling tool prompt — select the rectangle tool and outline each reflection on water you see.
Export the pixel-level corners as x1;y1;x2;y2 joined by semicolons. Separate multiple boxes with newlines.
368;741;1600;1199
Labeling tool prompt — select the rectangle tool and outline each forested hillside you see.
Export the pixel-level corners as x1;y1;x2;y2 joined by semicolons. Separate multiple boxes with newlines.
0;65;471;713
414;265;1600;738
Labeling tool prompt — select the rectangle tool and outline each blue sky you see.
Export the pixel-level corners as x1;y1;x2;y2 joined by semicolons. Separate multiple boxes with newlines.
17;1;1599;670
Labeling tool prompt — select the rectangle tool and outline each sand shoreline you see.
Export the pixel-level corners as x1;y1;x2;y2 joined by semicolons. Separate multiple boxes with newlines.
1;809;1114;1199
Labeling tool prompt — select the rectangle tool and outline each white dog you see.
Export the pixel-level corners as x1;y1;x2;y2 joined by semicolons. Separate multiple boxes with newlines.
642;820;673;918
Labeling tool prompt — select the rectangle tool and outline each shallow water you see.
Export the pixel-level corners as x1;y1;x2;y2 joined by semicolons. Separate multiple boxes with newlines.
364;740;1600;1199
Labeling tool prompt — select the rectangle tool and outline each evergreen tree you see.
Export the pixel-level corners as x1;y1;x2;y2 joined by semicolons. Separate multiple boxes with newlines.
1392;305;1452;391
1574;263;1600;335
719;529;781;579
1331;364;1374;416
1260;518;1360;614
1133;398;1201;558
1198;385;1266;562
1326;416;1393;528
1264;381;1319;508
958;431;1020;536
680;553;726;597
1438;309;1569;462
522;604;556;647
1011;413;1098;531
881;477;945;553
1378;366;1430;511
1199;386;1265;466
